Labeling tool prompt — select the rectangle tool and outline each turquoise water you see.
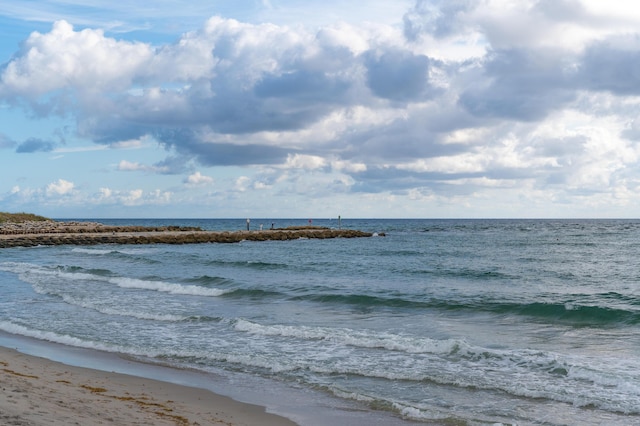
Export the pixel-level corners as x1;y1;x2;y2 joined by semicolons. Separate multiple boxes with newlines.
1;219;640;425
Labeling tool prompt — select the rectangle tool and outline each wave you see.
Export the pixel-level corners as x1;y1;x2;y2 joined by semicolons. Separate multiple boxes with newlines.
70;247;163;265
55;294;192;322
109;276;229;296
4;261;637;326
71;247;158;256
407;267;518;281
223;288;285;299
233;319;459;354
206;259;290;270
0;262;231;298
231;318;640;415
57;265;115;277
288;291;640;326
502;301;640;325
0;320;140;355
183;275;236;286
71;247;117;255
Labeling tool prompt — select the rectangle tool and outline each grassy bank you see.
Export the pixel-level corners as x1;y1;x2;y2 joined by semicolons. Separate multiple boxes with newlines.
0;212;52;223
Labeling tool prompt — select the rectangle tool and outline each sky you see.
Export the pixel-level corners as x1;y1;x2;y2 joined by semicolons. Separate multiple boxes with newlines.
2;1;640;218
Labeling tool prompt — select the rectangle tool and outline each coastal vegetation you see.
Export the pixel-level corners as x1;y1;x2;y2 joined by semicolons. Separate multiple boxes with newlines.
0;212;52;223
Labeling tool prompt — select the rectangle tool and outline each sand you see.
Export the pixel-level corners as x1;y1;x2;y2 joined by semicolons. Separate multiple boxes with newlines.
0;346;296;426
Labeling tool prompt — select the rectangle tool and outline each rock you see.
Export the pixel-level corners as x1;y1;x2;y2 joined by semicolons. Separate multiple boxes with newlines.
0;221;374;248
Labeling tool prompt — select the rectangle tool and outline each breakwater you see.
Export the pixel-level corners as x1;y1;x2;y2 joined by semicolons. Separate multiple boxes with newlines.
0;221;375;248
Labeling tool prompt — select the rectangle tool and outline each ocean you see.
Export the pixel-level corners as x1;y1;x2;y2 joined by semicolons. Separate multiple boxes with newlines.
1;218;639;425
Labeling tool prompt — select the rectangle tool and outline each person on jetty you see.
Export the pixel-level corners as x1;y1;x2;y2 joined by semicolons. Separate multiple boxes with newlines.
246;218;250;231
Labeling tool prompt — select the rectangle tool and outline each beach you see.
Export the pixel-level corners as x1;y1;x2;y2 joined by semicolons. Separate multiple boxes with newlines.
0;219;370;426
2;218;640;425
0;345;296;426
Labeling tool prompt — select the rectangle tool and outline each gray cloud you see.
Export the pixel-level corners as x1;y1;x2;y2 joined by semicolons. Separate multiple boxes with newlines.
532;0;589;22
188;142;292;167
254;69;351;102
15;138;55;153
348;166;534;198
0;133;16;149
403;0;478;41
152;155;194;175
621;119;640;141
155;128;292;167
458;48;578;121
364;49;437;101
4;3;640;217
338;116;470;164
579;37;640;95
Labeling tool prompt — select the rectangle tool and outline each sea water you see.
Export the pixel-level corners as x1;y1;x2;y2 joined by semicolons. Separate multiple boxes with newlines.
1;218;639;425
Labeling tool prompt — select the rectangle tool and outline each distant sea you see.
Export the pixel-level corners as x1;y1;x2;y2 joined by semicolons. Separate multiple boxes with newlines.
1;218;640;425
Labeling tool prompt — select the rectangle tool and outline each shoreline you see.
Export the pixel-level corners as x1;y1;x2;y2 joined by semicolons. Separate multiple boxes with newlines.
0;332;413;426
0;220;376;248
0;343;297;426
0;219;406;426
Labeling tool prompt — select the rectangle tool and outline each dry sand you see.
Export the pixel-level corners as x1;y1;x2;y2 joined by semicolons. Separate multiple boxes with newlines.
0;346;296;425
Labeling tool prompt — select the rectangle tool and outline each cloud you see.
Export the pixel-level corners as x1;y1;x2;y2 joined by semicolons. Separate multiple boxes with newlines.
1;21;152;99
533;0;590;22
123;189;144;204
621;119;640;141
155;128;292;166
46;179;74;196
284;154;327;170
458;48;578;121
0;133;16;149
0;18;416;165
579;35;640;95
184;171;214;186
234;176;251;192
16;138;56;153
118;160;149;171
255;69;351;103
117;160;170;173
403;0;478;41
95;187;172;206
364;49;437;101
5;3;640;217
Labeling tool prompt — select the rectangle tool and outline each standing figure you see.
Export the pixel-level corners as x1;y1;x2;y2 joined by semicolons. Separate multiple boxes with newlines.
246;218;250;231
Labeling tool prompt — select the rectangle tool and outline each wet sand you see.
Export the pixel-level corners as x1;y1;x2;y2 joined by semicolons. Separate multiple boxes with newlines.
0;345;296;425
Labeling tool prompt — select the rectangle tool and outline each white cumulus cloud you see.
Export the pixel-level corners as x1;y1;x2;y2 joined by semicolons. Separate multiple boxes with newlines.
184;171;214;186
46;179;75;196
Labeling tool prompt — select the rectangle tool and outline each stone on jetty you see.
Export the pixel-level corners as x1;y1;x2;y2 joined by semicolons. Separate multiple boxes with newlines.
0;221;375;248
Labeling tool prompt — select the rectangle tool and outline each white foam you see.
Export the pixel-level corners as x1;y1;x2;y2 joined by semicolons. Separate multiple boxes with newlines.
110;277;229;296
1;262;229;298
59;294;187;322
71;247;157;255
0;320;127;354
233;319;458;354
71;247;115;255
391;403;450;423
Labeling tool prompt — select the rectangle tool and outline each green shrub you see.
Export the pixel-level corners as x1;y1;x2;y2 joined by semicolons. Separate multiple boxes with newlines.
0;212;52;223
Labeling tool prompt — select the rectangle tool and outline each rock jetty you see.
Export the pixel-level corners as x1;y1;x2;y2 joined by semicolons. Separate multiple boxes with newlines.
0;221;375;248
